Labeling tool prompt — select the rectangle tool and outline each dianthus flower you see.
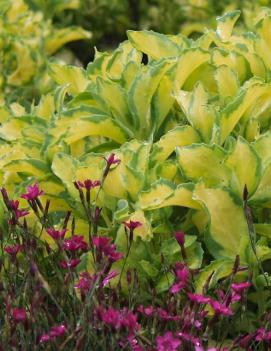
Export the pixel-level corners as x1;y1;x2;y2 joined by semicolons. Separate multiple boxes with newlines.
170;262;189;294
157;308;180;321
121;309;140;333
5;244;23;259
177;332;200;346
47;228;67;241
101;307;121;328
9;200;29;219
49;325;66;338
77;179;101;190
209;300;233;316
156;331;181;351
12;308;27;323
175;231;185;246
103;153;121;177
75;272;93;292
187;292;210;304
92;236;123;262
102;270;118;286
21;182;44;201
231;282;251;294
60;258;81;269
137;305;154;317
123;220;142;231
255;327;271;343
62;235;88;252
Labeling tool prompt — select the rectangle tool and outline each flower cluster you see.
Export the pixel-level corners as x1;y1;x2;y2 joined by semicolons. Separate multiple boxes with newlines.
92;236;123;263
39;325;66;344
0;184;270;351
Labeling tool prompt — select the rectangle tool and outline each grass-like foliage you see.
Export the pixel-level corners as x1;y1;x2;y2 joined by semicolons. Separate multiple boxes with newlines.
0;171;270;350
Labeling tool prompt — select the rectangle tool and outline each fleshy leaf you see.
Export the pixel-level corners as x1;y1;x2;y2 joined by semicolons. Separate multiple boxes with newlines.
127;30;180;59
193;183;250;260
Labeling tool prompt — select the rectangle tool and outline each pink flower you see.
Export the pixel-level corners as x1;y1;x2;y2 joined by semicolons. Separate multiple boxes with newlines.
187;292;210;304
39;325;66;344
123;220;142;231
60;258;81;269
157;308;179;321
49;325;66;338
238;334;254;348
39;334;50;344
21;182;44;201
175;231;185;246
47;228;67;241
170;263;189;294
92;236;111;249
102;270;119;286
156;331;181;351
75;272;93;292
231;282;251;294
62;235;88;252
177;332;200;346
101;307;121;328
9;200;29;219
137;305;154;317
5;244;23;258
77;179;101;190
105;153;121;167
12;308;26;323
92;236;123;262
255;327;271;343
103;153;121;177
209;300;233;316
121;309;140;332
230;291;241;302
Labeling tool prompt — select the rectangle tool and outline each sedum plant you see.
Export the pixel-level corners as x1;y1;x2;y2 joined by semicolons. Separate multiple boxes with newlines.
1;9;271;291
0;0;90;105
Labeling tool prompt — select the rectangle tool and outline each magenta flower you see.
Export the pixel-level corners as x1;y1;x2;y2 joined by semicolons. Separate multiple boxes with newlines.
103;153;121;177
62;235;88;252
92;236;111;249
77;179;101;190
137;305;154;317
92;236;123;262
39;334;50;343
177;332;200;346
9;200;29;219
75;272;93;292
5;244;23;258
255;327;271;343
102;270;119;286
209;300;233;316
127;336;143;351
49;325;66;338
47;228;67;241
175;231;185;246
123;220;142;231
156;332;181;351
60;258;81;269
238;334;254;349
105;153;121;167
175;263;189;283
187;292;210;304
101;307;121;329
231;282;251;294
121;309;140;332
170;263;189;294
230;291;241;303
12;308;27;323
157;308;179;321
21;182;44;201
